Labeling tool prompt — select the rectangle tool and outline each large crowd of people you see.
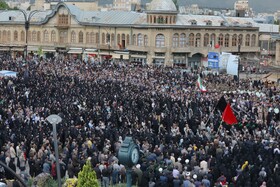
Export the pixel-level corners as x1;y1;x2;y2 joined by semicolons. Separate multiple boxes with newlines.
0;55;279;187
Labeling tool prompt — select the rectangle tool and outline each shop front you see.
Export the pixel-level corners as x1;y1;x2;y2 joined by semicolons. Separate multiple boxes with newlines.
173;53;187;67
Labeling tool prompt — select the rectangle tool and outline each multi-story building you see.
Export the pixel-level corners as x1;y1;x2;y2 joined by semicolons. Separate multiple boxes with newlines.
0;0;271;67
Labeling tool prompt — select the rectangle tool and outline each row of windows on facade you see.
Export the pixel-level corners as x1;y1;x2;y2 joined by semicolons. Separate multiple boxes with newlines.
146;15;242;27
147;15;177;24
0;30;256;48
165;33;257;48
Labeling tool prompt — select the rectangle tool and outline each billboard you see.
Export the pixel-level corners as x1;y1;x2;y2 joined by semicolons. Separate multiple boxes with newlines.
226;54;239;76
208;52;219;69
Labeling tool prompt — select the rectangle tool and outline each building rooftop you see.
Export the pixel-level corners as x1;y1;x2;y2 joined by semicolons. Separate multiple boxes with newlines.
0;2;278;32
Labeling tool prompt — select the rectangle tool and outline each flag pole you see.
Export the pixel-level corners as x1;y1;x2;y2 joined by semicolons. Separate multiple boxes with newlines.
205;94;225;126
205;106;217;127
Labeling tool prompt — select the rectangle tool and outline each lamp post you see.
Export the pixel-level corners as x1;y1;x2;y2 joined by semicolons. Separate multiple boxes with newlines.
0;161;27;187
46;114;62;187
17;9;40;59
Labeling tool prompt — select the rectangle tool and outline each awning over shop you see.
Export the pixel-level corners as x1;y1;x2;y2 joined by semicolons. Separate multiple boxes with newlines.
0;48;10;51
112;54;121;59
27;46;39;52
123;54;129;59
113;51;129;55
84;49;97;54
130;55;146;58
42;49;56;52
68;48;83;54
152;56;165;59
10;47;24;51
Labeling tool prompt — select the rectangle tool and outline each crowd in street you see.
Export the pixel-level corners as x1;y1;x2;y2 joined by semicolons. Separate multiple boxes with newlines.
0;56;279;187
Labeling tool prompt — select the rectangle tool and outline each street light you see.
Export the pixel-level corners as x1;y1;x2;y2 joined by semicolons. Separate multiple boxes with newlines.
46;114;62;187
17;9;40;59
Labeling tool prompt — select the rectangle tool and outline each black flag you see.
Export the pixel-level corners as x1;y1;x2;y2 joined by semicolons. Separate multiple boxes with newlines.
216;96;227;112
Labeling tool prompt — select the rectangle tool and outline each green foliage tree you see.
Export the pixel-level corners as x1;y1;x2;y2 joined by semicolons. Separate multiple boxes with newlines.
0;0;10;10
77;160;99;187
37;46;43;57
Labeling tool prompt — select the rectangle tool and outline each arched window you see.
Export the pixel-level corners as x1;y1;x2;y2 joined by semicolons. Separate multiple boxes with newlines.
59;31;67;43
32;31;36;42
172;33;179;47
238;34;243;46
117;34;120;45
51;30;56;42
195;33;201;47
3;30;6;42
210;34;216;46
37;31;41;42
245;34;250;46
86;32;90;43
157;16;164;24
111;33;115;46
96;33;99;44
133;34;136;45
191;20;197;25
43;30;49;42
251;34;256;47
218;34;224;46
90;32;94;44
232;34;237;46
71;31;76;43
179;33;186;47
137;33;143;46
7;31;11;42
28;31;31;42
204;33;209;47
225;34;230;47
79;31;83;43
206;21;212;26
106;33;110;44
126;34;130;46
155;34;165;47
144;35;148;46
14;31;18;42
21;31;25;42
122;34;125;47
102;33;105;44
189;33;194;46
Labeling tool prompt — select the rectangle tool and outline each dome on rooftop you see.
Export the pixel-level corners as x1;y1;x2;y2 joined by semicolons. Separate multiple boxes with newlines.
149;0;177;12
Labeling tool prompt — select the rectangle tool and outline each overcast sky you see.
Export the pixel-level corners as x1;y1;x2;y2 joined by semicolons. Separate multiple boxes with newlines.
182;0;280;13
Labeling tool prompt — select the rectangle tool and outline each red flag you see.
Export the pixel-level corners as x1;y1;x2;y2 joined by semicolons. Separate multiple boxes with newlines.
222;103;238;125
